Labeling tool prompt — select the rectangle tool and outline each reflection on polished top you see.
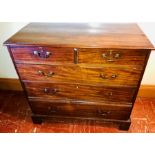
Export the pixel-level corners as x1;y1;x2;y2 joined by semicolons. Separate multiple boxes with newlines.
4;23;154;49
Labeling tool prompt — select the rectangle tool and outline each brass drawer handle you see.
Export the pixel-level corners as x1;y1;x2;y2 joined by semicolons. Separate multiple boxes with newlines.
103;92;113;97
98;110;111;116
38;70;54;77
114;53;120;58
102;50;120;62
44;88;58;95
48;106;57;113
33;50;51;58
108;92;113;96
100;73;117;79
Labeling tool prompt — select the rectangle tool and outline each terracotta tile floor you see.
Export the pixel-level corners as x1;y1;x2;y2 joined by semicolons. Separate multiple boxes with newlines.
0;90;155;133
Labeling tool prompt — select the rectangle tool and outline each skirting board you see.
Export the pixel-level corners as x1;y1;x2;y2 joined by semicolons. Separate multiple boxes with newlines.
0;78;23;91
137;85;155;98
0;78;155;98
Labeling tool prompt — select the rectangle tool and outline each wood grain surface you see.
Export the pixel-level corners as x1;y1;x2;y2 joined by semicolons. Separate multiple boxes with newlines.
4;23;154;49
10;47;149;65
29;99;132;120
10;47;74;65
24;82;136;103
16;64;143;87
78;49;149;65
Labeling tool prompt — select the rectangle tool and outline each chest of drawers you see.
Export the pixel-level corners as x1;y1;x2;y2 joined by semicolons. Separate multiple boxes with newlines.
4;23;154;130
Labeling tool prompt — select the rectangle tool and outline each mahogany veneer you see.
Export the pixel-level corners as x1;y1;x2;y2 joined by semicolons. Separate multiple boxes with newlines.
4;23;154;130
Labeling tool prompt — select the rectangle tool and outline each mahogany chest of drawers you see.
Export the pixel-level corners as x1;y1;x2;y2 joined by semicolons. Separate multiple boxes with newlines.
4;23;154;130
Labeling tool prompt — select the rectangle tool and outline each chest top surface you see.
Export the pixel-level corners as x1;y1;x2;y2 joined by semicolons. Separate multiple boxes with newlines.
4;23;154;49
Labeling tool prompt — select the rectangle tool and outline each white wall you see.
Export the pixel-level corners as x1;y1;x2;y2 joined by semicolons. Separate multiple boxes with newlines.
138;23;155;85
0;22;28;78
0;22;155;85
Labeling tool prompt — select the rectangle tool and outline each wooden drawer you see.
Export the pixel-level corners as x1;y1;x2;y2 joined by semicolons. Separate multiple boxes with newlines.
10;47;74;64
24;82;136;103
17;64;142;86
77;48;148;65
29;99;132;120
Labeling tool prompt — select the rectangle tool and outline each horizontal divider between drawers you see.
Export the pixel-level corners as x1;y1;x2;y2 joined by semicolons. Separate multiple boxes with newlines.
21;80;138;88
14;61;144;68
28;97;133;107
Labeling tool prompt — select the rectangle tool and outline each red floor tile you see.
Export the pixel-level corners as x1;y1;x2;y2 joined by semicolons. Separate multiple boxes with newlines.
140;98;155;123
148;123;155;133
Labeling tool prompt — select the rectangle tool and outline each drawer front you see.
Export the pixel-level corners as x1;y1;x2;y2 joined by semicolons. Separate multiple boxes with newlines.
24;82;136;102
10;47;74;64
17;64;142;86
78;48;148;65
29;99;132;120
